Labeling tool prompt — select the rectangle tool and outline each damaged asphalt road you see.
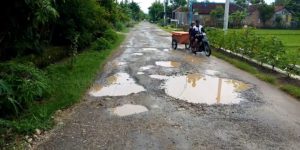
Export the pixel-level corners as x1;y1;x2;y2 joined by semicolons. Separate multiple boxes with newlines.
37;22;300;150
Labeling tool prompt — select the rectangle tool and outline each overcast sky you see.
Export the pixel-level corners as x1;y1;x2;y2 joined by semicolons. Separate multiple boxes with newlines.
132;0;275;13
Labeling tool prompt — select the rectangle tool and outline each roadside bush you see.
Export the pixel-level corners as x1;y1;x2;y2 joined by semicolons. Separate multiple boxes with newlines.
93;38;112;51
265;36;285;70
0;63;49;118
115;21;126;31
103;29;118;42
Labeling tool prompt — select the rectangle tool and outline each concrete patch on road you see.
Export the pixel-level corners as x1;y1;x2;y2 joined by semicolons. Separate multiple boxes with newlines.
89;73;145;97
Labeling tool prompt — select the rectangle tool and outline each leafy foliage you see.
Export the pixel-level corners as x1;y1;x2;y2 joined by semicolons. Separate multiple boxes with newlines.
0;63;49;118
207;28;299;76
148;1;164;22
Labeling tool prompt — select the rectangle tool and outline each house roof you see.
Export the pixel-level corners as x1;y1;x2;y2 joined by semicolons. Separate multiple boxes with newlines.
192;2;242;14
247;5;289;15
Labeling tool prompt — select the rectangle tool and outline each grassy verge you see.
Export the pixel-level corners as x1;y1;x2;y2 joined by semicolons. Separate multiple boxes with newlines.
213;49;300;99
0;33;126;148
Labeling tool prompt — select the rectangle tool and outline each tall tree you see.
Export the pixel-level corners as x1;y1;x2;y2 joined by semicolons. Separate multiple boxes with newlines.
285;0;300;21
170;0;187;8
258;3;275;25
148;1;164;22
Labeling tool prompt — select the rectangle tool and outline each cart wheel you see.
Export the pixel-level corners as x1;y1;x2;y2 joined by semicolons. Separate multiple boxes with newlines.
185;43;190;49
172;40;177;50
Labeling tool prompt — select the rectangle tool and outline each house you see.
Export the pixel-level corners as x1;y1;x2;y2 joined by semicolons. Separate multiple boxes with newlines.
172;3;242;26
192;2;241;26
245;5;293;28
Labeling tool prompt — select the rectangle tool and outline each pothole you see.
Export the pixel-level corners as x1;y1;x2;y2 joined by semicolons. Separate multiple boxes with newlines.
89;73;145;97
142;48;159;51
110;104;148;117
132;53;143;56
149;73;252;105
205;70;219;76
155;61;181;68
140;65;154;71
183;55;203;64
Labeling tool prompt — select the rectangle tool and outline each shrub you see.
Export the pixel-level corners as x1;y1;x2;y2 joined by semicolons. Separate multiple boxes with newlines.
115;21;126;31
103;29;118;42
93;37;112;51
0;63;49;118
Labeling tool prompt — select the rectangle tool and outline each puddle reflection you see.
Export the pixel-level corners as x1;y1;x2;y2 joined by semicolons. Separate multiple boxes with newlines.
89;73;145;97
149;73;252;105
155;61;181;68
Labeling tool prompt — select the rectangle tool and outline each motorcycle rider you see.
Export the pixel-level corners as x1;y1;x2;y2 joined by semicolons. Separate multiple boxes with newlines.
191;20;205;54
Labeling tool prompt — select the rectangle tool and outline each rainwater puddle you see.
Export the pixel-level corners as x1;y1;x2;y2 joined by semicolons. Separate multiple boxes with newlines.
205;70;219;76
117;62;127;66
150;73;252;105
155;61;181;68
137;72;145;75
111;104;148;117
89;73;145;97
140;65;154;71
149;75;169;80
163;49;170;52
132;53;143;56
142;48;159;51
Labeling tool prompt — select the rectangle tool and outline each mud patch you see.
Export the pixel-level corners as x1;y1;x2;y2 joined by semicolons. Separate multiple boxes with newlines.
110;104;148;117
89;73;145;97
183;55;203;64
155;61;181;68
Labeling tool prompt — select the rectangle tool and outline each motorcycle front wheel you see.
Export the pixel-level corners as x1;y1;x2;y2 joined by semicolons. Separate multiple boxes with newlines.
204;42;211;57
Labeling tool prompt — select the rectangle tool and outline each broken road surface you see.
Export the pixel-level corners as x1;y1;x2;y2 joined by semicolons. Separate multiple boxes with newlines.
37;22;300;150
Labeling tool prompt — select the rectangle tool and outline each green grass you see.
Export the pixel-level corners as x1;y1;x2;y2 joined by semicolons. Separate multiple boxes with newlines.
213;50;300;100
280;84;300;99
0;33;126;147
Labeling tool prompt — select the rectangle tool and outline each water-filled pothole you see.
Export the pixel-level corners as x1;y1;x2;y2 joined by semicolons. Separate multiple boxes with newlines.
150;73;252;105
89;73;145;97
142;48;159;51
132;53;143;56
110;104;148;117
140;65;154;71
155;61;181;68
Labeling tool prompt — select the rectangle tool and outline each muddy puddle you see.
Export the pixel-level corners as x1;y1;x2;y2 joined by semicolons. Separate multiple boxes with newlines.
89;73;145;97
155;61;181;68
183;55;203;64
150;73;252;105
110;104;148;117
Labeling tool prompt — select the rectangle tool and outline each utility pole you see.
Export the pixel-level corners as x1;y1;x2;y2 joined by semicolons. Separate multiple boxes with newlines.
223;0;230;32
188;0;192;25
164;0;167;26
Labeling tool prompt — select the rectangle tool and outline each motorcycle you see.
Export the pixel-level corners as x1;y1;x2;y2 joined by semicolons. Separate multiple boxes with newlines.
190;33;211;57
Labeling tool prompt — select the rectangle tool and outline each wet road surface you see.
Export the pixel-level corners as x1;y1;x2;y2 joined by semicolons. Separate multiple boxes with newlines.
37;22;300;149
